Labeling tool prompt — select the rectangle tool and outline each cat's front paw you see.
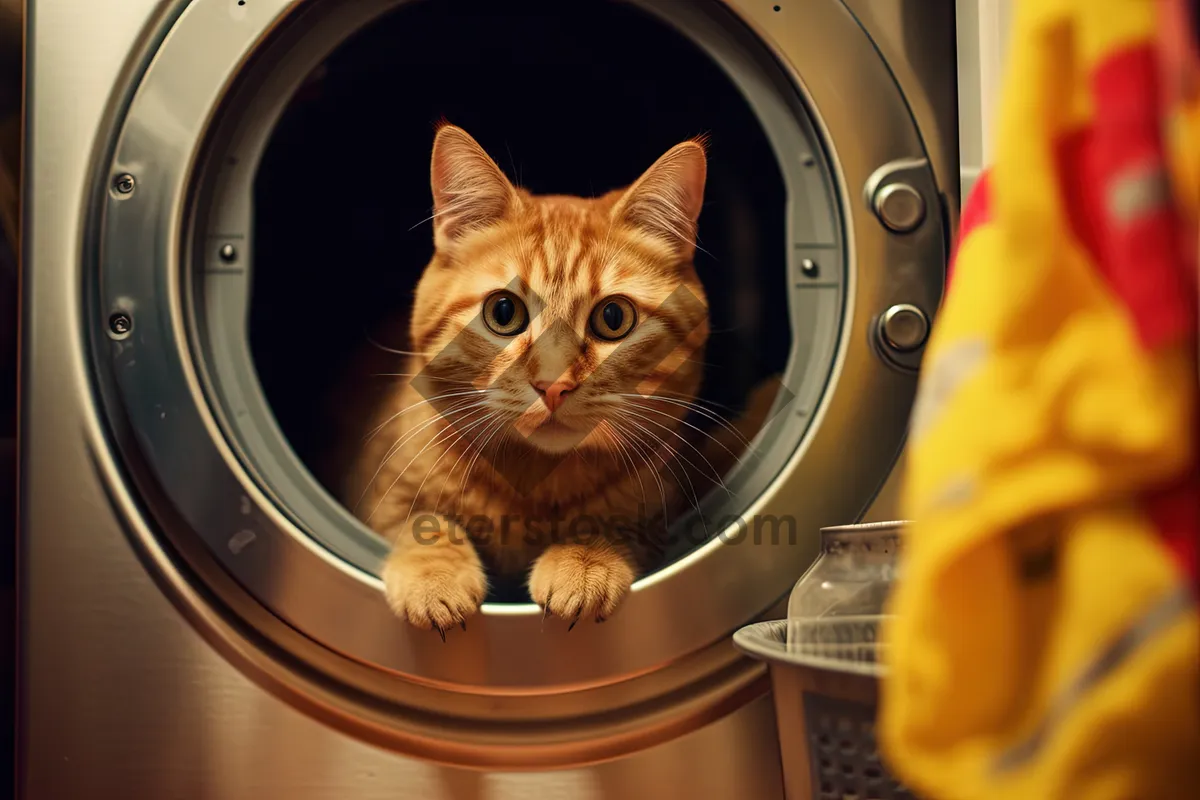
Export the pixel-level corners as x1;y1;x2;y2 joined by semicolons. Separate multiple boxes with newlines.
528;543;635;628
382;537;487;637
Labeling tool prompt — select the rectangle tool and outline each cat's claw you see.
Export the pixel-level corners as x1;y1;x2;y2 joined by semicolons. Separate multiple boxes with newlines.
529;544;634;628
381;537;487;633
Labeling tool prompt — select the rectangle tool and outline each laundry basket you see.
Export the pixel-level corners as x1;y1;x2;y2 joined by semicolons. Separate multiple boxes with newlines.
733;522;915;800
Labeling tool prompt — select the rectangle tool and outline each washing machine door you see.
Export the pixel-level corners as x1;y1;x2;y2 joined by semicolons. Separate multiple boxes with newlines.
87;0;947;766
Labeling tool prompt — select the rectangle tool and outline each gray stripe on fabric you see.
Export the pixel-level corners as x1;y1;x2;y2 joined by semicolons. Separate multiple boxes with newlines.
992;583;1194;774
1106;165;1170;225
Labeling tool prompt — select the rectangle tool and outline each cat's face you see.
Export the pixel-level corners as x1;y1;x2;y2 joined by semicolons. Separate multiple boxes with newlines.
410;125;709;457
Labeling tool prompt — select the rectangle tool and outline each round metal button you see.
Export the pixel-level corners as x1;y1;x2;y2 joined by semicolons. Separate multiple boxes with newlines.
878;304;929;352
872;182;925;233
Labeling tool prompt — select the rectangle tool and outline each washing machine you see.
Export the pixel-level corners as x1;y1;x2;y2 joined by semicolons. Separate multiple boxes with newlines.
18;0;958;797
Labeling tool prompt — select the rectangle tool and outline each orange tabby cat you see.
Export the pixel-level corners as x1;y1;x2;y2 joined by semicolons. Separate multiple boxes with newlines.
347;124;710;634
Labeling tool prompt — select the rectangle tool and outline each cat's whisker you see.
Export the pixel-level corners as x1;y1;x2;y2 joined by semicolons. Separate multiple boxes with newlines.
439;409;513;515
407;197;476;231
377;397;489;466
622;399;746;471
370;373;480;388
360;383;492;441
616;413;708;530
434;410;504;513
367;405;495;526
493;421;514;498
408;213;436;232
616;405;717;476
671;357;723;369
633;389;744;415
363;333;432;358
354;398;493;514
597;420;647;506
616;406;734;496
362;388;492;443
457;413;513;513
617;393;756;452
619;391;743;426
430;413;493;510
397;409;500;527
606;417;671;525
448;422;494;513
592;422;622;473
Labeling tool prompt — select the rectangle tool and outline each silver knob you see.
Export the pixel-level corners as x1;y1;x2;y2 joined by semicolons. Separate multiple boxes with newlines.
878;304;929;352
872;183;925;233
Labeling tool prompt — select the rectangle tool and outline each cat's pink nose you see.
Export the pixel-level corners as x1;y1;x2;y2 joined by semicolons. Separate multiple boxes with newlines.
533;379;576;412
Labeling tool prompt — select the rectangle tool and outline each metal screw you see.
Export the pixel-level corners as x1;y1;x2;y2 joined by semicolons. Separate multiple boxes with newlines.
801;153;816;168
112;173;136;195
801;258;819;278
108;312;132;336
872;182;925;233
219;244;237;263
878;304;929;352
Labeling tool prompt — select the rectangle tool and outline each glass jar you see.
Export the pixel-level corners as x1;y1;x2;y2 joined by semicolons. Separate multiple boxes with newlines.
785;520;906;672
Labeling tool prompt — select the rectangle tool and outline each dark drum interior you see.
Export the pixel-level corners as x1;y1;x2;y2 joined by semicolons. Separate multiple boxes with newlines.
248;0;793;573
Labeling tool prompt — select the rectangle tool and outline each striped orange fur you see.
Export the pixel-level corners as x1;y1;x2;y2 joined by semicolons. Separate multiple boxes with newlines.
345;124;712;633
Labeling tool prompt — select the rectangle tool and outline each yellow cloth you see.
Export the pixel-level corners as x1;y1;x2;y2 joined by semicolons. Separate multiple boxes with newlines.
879;1;1200;798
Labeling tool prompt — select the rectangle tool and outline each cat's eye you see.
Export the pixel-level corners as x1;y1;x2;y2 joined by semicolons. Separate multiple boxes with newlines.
482;291;529;336
589;296;637;341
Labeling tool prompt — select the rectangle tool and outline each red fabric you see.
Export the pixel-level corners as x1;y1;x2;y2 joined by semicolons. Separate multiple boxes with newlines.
1153;0;1200;592
1087;44;1197;349
1052;46;1196;351
1048;47;1197;352
1084;41;1198;583
1055;126;1107;266
1145;474;1200;583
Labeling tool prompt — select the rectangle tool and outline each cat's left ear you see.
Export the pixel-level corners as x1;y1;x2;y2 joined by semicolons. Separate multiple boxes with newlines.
610;139;708;256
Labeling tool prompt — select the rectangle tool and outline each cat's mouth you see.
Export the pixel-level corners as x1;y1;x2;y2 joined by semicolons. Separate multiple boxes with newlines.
520;419;586;454
535;416;575;433
509;405;598;454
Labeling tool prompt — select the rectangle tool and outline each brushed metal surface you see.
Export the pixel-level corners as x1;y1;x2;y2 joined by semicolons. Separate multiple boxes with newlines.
840;0;962;233
20;0;958;796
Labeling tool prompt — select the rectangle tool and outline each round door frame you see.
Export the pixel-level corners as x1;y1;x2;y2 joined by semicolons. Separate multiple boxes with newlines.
83;0;946;761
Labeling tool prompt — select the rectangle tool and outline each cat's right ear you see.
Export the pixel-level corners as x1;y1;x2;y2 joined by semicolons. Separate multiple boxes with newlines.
609;139;707;257
430;124;519;246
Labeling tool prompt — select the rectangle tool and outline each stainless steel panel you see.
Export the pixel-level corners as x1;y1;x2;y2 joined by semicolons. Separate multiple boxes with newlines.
841;0;962;230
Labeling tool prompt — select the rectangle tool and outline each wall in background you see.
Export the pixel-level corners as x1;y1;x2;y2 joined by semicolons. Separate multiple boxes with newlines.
956;0;1012;198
